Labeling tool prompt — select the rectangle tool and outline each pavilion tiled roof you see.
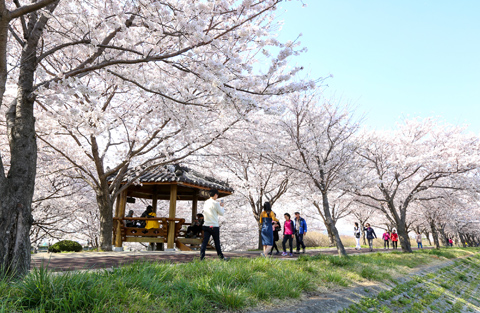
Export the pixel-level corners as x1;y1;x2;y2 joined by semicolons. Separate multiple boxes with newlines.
121;164;233;193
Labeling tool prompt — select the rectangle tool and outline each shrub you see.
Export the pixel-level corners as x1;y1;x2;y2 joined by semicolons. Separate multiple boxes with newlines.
48;240;83;253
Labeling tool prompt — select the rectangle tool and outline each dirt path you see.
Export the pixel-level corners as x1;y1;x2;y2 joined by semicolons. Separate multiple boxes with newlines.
31;247;429;272
248;253;480;313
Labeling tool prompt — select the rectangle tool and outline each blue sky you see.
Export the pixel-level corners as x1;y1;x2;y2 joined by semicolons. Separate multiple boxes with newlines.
276;0;480;134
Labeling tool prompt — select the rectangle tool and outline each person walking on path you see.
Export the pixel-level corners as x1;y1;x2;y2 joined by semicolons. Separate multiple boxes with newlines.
354;222;362;250
200;189;228;261
416;232;423;249
364;223;377;252
294;212;307;254
391;229;399;249
269;219;281;255
382;230;390;249
282;213;295;256
259;202;278;257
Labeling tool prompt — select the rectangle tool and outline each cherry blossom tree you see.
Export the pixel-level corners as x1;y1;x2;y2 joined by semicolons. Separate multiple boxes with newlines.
270;92;361;257
210;114;293;249
0;0;60;278
352;119;480;252
348;202;377;245
0;0;313;277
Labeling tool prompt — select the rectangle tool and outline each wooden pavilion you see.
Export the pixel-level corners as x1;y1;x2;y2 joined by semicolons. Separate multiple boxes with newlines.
112;164;233;251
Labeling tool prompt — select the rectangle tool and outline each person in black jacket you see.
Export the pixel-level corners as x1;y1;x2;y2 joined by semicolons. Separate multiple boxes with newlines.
124;210;136;227
186;213;204;238
364;223;377;251
139;205;153;228
269;218;281;255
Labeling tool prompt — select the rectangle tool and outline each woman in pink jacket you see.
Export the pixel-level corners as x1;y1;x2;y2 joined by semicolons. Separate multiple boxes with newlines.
282;213;295;257
382;231;390;249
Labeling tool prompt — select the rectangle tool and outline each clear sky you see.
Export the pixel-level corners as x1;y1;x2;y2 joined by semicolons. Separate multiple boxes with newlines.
276;0;480;134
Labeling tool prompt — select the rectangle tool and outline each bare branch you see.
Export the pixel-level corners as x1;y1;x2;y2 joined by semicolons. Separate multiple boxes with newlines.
8;25;25;46
9;0;58;20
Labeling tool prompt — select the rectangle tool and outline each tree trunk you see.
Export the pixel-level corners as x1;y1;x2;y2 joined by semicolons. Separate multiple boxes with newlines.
0;184;34;277
321;191;347;257
359;218;367;245
324;221;336;247
425;232;432;246
458;232;467;248
438;227;448;246
0;45;39;278
385;202;412;253
396;221;412;253
258;227;262;250
429;221;441;249
96;186;113;251
0;15;8;107
0;0;59;279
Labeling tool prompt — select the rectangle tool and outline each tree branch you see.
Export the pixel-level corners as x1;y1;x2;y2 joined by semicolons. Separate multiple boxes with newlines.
37;39;91;62
9;0;58;20
8;25;25;46
107;70;209;107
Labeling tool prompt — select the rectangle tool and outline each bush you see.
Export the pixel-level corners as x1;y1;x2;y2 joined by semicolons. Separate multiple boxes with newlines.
48;240;83;253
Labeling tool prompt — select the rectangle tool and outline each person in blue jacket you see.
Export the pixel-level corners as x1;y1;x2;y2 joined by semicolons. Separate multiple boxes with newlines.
294;212;307;254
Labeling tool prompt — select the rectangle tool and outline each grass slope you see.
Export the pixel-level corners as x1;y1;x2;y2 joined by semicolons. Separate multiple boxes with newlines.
0;248;478;313
340;251;480;313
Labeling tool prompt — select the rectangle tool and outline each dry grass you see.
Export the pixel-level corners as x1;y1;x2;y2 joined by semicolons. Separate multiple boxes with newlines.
300;232;427;249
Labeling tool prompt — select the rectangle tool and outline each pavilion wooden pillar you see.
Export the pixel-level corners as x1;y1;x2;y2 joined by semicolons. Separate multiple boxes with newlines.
192;190;198;222
152;185;158;213
151;186;163;251
167;184;178;249
114;190;127;250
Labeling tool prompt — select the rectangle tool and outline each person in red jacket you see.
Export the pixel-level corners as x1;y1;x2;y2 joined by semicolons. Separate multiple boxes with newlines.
391;229;399;249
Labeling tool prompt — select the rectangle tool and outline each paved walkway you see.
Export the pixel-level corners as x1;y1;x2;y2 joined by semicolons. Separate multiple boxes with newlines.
30;247;430;272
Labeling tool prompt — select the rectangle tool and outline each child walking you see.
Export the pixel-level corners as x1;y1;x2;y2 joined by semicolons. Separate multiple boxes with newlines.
282;213;295;257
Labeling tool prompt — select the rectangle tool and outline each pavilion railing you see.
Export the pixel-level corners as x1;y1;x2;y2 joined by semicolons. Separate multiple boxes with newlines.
113;217;185;243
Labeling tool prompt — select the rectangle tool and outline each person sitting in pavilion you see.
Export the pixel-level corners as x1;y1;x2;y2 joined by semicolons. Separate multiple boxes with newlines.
124;210;136;227
186;213;204;238
141;205;159;229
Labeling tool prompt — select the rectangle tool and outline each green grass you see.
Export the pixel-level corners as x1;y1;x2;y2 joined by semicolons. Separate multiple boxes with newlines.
340;248;480;313
1;248;479;312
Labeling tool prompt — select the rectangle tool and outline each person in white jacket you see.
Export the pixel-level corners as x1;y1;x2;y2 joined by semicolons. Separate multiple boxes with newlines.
200;189;228;261
354;222;361;250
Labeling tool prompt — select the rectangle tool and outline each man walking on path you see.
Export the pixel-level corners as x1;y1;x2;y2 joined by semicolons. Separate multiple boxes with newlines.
294;212;307;254
200;189;228;261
